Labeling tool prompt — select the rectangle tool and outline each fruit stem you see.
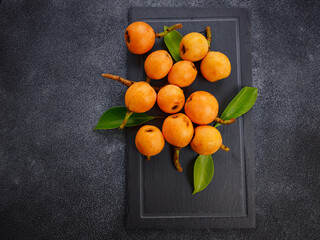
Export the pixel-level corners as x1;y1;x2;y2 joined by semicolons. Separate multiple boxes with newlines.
119;110;133;129
220;143;230;152
146;76;151;83
101;73;134;87
206;26;212;50
146;156;151;161
101;73;161;92
155;23;183;38
215;117;236;125
173;147;183;172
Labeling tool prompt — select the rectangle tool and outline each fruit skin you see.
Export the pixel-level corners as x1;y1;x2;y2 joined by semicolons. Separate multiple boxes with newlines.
200;51;231;82
184;91;219;125
191;125;222;155
179;32;208;62
162;113;194;148
125;21;155;55
168;60;197;87
135;125;165;158
125;82;157;113
157;84;185;114
144;50;173;80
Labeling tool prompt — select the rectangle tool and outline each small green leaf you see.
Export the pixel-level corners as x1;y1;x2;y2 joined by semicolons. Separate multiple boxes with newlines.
193;155;214;195
163;26;183;62
215;87;258;127
93;106;157;130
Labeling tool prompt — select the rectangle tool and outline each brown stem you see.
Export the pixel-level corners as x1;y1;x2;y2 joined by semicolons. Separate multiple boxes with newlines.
119;110;133;129
101;73;134;87
146;156;151;161
155;23;183;38
220;143;230;152
102;73;162;92
173;147;183;172
146;76;151;83
206;26;212;51
215;117;236;125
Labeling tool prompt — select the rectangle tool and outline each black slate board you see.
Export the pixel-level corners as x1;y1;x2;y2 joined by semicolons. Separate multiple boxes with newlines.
126;7;254;229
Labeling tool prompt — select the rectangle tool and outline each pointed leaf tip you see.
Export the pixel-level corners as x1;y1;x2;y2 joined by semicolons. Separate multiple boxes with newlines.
94;106;157;130
193;155;214;195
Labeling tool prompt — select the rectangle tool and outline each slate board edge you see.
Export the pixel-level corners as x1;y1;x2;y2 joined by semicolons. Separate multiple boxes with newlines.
126;7;255;229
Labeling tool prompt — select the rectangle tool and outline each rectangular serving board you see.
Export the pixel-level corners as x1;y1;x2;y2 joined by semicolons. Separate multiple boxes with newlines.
126;7;255;229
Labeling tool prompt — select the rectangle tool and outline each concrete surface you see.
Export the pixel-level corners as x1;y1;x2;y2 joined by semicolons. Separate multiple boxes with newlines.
0;0;319;239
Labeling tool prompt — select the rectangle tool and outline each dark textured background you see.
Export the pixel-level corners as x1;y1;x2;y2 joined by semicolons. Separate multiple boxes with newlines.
0;0;319;239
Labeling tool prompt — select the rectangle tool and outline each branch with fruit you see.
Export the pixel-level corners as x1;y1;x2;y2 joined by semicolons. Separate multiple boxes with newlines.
94;22;258;194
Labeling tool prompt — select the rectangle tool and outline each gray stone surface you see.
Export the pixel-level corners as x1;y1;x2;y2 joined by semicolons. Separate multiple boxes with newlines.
0;0;319;239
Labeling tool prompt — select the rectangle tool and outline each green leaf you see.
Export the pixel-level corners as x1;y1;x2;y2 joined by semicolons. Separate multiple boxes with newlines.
163;26;183;62
215;87;258;127
93;106;157;130
193;155;214;195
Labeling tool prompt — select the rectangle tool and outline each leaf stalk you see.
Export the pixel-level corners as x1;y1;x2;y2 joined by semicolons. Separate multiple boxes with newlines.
215;117;236;125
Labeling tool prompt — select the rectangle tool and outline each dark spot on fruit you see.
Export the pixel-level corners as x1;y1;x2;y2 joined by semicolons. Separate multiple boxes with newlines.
125;31;130;43
187;96;193;103
181;44;186;54
165;52;171;59
145;129;153;132
171;105;179;110
172;115;179;119
191;63;196;70
182;117;190;127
